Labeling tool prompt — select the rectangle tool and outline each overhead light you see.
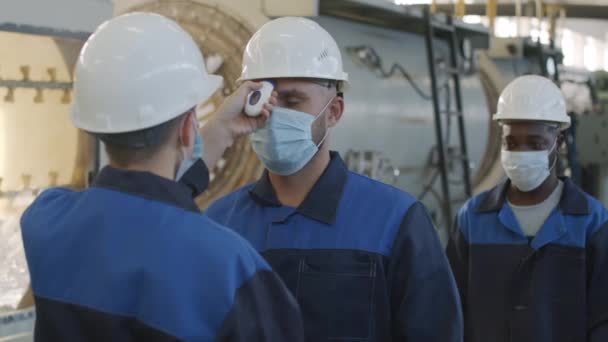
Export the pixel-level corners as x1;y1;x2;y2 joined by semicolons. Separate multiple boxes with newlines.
561;29;574;67
584;37;598;71
463;15;482;25
546;57;557;77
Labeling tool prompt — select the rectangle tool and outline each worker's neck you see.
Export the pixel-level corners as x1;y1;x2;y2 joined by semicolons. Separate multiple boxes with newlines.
507;173;559;206
109;156;176;181
268;148;331;208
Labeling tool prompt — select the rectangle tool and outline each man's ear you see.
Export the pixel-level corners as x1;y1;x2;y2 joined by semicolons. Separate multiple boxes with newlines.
179;111;196;147
557;131;566;148
327;96;344;128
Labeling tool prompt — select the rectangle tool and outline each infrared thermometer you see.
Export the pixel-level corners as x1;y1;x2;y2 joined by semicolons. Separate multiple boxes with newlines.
245;81;275;117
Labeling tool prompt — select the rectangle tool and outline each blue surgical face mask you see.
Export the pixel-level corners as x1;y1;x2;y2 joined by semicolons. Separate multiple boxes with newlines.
176;123;204;181
251;97;333;176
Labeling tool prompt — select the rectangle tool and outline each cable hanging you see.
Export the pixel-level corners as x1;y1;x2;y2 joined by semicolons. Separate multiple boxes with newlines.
346;45;453;100
345;45;460;203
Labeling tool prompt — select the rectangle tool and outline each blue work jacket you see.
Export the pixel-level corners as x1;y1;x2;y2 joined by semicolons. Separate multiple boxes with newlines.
447;178;608;342
206;152;463;341
21;161;303;341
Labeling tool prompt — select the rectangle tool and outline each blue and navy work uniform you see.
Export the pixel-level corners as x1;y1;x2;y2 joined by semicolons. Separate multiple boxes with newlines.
21;160;304;342
447;178;608;342
206;152;463;341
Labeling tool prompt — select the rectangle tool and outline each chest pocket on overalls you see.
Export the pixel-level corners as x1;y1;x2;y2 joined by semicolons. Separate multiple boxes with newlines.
537;245;586;303
529;245;587;342
295;252;377;341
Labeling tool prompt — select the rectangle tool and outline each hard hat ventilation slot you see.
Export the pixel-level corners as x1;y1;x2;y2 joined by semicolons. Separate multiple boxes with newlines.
318;49;329;61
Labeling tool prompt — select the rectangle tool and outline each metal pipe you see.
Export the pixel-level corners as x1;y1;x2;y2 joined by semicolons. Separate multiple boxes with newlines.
486;0;497;36
455;0;465;18
432;4;607;19
548;6;558;47
535;0;544;44
423;6;453;223
546;5;565;48
535;0;543;24
447;16;472;198
557;7;567;47
515;0;522;36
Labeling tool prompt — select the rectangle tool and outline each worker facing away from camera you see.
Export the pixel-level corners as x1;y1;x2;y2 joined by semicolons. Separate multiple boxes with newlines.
20;12;304;342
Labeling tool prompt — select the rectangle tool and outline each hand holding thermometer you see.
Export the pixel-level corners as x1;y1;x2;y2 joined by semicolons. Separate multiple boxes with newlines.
245;81;275;117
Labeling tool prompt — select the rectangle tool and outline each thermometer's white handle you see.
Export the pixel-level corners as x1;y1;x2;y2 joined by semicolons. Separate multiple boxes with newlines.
245;81;274;117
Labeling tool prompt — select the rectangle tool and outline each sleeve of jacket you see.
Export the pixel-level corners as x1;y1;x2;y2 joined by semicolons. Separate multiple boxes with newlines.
215;269;305;342
446;208;469;321
588;221;608;342
388;201;463;342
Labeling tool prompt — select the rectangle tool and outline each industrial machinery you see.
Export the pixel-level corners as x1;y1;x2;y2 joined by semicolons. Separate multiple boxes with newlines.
573;70;608;203
488;36;563;81
314;3;491;240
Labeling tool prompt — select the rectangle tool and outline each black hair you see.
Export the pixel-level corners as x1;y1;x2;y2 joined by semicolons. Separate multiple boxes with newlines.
97;111;189;167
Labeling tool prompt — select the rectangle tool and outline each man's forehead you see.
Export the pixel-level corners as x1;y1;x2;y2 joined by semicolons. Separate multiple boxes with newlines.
501;121;556;135
268;78;329;94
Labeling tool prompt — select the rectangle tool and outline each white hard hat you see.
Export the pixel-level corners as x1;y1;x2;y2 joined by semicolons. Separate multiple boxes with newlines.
239;17;348;83
493;75;570;130
71;12;223;134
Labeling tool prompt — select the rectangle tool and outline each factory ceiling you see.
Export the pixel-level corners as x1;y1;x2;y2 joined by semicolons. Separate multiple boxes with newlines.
391;0;608;19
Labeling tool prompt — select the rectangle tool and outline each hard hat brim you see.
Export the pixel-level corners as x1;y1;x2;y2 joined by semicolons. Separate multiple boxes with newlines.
72;74;224;134
237;72;349;84
492;113;571;130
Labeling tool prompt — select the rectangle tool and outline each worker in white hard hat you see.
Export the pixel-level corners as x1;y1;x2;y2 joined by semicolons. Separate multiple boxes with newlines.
447;75;608;342
205;17;463;342
20;12;304;341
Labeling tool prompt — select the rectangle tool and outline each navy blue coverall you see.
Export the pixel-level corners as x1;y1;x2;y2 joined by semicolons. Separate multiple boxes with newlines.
206;152;463;341
447;178;608;342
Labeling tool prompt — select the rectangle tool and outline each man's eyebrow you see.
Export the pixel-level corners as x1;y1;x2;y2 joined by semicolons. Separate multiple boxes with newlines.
276;89;310;99
504;133;545;139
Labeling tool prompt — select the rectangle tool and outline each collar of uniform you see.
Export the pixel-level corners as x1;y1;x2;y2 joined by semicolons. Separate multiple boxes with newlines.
249;151;348;225
94;165;201;213
476;177;589;215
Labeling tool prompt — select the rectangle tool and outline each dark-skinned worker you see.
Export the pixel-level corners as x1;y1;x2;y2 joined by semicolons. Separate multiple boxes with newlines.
447;74;608;342
20;12;303;342
205;17;463;342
